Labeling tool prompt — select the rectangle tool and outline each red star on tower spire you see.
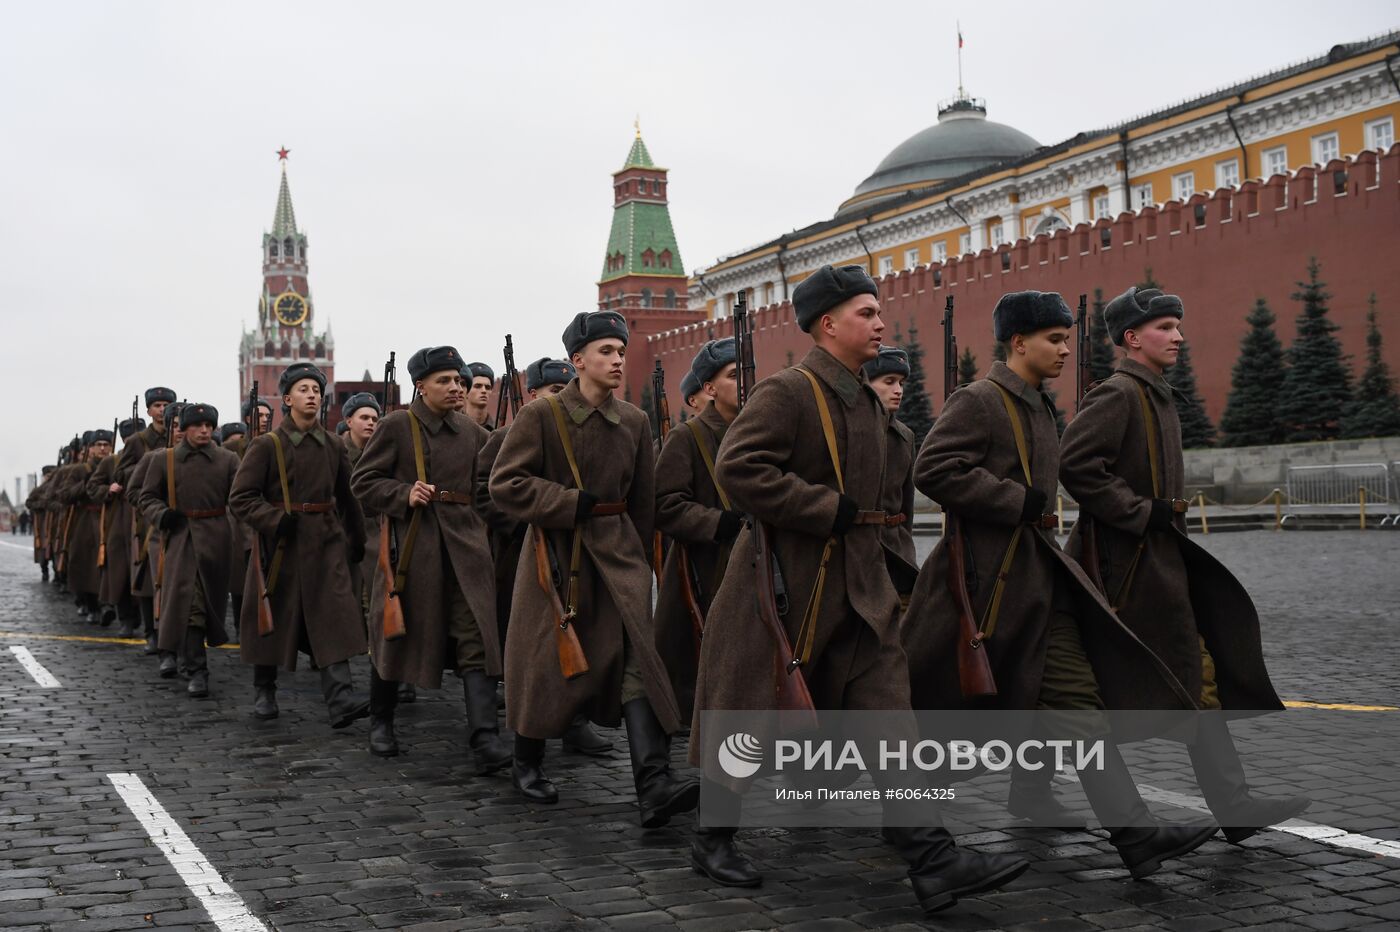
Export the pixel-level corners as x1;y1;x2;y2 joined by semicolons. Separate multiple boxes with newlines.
277;146;290;161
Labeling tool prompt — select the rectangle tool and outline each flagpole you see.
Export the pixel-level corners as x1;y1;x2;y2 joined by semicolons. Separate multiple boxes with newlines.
956;21;964;99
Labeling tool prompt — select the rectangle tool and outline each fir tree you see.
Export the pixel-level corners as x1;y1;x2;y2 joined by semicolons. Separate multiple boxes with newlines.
896;321;935;447
1165;339;1216;448
1278;258;1352;442
1340;295;1400;439
1219;298;1287;447
1090;288;1117;383
1138;267;1162;290
1045;388;1067;436
958;347;979;385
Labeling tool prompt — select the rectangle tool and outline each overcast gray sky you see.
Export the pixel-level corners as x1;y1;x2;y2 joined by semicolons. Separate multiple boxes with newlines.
2;1;1397;490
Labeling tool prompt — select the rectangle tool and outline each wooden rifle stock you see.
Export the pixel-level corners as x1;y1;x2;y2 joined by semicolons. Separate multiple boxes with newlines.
945;513;997;698
533;526;588;680
378;520;406;640
752;520;818;721
676;544;706;653
250;534;275;637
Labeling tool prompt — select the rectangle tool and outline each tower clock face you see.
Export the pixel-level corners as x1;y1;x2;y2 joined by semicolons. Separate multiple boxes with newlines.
274;292;308;326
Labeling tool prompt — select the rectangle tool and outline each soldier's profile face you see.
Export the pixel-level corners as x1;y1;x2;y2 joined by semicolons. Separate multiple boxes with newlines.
418;370;463;413
1015;326;1071;381
820;294;884;363
871;373;905;412
1127;316;1183;371
348;409;378;444
149;400;169;423
530;383;567;400
704;362;739;413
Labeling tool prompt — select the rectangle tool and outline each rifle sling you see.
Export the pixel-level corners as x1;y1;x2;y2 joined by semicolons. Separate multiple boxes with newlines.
391;412;427;595
545;395;587;619
975;384;1038;640
684;419;732;511
792;367;843;669
266;434;293;593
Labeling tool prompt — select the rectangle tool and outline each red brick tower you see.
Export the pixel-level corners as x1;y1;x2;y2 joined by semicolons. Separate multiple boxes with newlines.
238;149;335;426
597;126;705;404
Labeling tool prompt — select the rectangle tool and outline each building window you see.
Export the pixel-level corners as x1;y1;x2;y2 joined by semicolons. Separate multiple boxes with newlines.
1172;172;1195;201
283;237;294;259
1134;182;1154;208
764;283;774;306
958;233;971;255
990;224;1005;247
641;288;652;308
1312;132;1339;165
1263;146;1288;178
1093;194;1111;219
1367;117;1394;151
878;255;894;276
905;247;919;270
665;288;677;309
933;241;947;263
1215;159;1240;189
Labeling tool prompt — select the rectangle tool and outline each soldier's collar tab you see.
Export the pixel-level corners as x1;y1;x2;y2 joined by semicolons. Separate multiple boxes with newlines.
802;346;862;407
1116;358;1173;400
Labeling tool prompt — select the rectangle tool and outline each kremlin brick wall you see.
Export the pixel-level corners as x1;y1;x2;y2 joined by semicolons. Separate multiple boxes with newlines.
648;145;1400;427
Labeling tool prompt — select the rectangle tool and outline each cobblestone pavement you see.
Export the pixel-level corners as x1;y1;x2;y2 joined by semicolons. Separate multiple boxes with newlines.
2;531;1398;931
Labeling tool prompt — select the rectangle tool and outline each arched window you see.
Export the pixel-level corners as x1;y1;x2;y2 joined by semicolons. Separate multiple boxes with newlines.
283;237;294;260
642;248;655;268
1032;214;1069;237
641;288;652;308
659;249;672;268
664;288;677;309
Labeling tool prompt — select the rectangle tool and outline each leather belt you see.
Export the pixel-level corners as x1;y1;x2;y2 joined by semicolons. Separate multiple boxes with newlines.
590;501;627;516
1169;498;1190;513
275;501;335;513
431;490;472;505
182;507;227;519
853;510;902;526
1035;513;1059;529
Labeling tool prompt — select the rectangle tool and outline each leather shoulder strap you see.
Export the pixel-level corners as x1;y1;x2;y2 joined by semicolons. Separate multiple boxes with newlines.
268;433;292;513
990;383;1033;487
1131;381;1162;498
165;447;177;510
795;366;844;494
408;412;427;483
545;395;585;490
684;419;731;511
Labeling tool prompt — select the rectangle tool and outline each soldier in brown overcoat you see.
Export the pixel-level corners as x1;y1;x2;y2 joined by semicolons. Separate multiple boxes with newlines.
66;430;113;622
1060;285;1310;842
461;361;495;429
900;290;1216;880
490;310;698;825
690;265;1030;915
653;339;743;723
228;362;369;730
352;349;508;765
118;388;176;653
862;346;919;604
89;418;145;635
222;399;272;647
26;466;58;581
139;404;239;698
339;392;381;644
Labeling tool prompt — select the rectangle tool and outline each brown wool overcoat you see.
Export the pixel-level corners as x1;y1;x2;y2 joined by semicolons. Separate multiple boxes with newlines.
26;480;52;563
229;421;368;670
223;435;252;603
1059;358;1283;711
489;379;680;738
477;424;523;647
47;464;79;568
138;443;238;648
653;401;734;722
900;362;1195;712
690;347;909;752
352;398;501;688
63;461;103;595
342;440;372;614
880;416;919;594
88;453;133;604
124;454;159;597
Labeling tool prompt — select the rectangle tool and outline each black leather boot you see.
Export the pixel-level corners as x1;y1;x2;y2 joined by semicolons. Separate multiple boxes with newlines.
885;825;1030;914
1189;714;1311;844
562;715;613;756
368;670;400;757
463;672;511;774
691;828;761;887
320;660;370;729
157;650;178;678
185;630;209;698
1007;745;1084;828
140;599;159;654
1078;742;1216;879
252;665;279;720
622;698;700;828
398;682;416;703
512;735;558;804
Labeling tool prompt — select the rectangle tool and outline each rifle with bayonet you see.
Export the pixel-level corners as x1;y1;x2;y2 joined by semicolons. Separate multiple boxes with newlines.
494;335;524;427
98;416;117;568
651;359;670;584
247;380;276;637
380;351;397;413
732;294;815;720
942;296;997;698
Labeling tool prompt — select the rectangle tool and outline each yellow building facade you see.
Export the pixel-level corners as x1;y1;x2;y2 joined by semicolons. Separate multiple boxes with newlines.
688;34;1400;316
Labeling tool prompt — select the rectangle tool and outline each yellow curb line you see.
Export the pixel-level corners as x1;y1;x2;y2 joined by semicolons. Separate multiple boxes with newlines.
0;630;241;650
1283;700;1398;711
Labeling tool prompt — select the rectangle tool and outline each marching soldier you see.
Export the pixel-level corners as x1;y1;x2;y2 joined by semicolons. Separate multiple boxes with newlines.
477;357;611;755
139;404;239;697
340;392;380;467
490;311;698;823
679;370;702;416
90;417;145;635
653;339;743;722
228;362;370;728
48;438;85;596
220;422;246;451
223;398;273;635
900;290;1216;879
118;388;176;651
352;347;507;762
462;361;495;428
690;265;1028;912
26;466;58;581
863;346;918;606
67;429;114;622
1059;285;1310;842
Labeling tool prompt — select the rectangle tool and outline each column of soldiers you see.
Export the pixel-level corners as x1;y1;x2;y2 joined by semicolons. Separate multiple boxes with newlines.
21;268;1309;917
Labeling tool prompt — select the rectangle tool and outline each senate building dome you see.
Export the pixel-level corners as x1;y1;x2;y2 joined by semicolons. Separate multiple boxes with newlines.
837;97;1042;217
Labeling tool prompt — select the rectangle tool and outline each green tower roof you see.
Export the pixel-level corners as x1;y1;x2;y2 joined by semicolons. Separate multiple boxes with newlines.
271;164;299;238
622;133;654;169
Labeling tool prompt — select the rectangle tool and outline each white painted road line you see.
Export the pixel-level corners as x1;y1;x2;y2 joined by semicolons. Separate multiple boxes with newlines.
0;539;34;551
107;772;269;932
8;645;60;687
1060;771;1400;860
